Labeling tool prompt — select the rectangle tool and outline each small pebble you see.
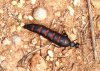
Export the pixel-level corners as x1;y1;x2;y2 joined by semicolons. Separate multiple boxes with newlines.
55;61;60;66
9;49;13;53
0;22;5;27
31;0;36;5
20;0;25;4
0;55;6;62
59;53;62;56
17;3;23;8
68;6;74;16
11;0;17;6
73;0;80;6
31;38;37;45
40;36;45;40
17;26;22;32
70;33;77;41
48;50;54;58
82;16;86;25
28;15;34;20
0;9;3;14
2;38;11;45
12;35;21;45
18;13;22;20
54;11;61;17
49;57;53;61
33;7;47;21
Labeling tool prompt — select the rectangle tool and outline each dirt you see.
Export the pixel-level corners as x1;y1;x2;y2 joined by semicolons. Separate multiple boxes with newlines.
0;0;100;71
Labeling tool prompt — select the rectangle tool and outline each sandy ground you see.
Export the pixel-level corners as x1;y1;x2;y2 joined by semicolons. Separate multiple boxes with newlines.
0;0;100;71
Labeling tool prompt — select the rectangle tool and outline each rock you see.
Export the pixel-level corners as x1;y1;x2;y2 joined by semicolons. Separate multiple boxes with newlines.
33;7;47;21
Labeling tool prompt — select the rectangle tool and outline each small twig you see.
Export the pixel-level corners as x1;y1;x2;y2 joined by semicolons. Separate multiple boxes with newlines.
17;44;51;67
17;47;43;67
86;0;97;61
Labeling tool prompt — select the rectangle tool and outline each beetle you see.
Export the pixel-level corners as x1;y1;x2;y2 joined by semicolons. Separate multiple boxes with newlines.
23;24;79;48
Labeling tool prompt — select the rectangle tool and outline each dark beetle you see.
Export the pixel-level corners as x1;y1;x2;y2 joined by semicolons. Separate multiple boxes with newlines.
23;24;79;48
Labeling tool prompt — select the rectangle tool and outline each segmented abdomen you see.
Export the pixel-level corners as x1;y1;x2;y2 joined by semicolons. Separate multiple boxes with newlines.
23;24;79;47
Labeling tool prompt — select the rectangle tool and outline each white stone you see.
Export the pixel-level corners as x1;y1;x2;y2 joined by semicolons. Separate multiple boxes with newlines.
12;35;21;45
20;0;25;4
56;61;60;66
18;13;22;20
11;1;17;6
68;6;74;16
73;0;80;6
33;7;47;21
48;50;54;57
31;0;36;5
28;15;33;20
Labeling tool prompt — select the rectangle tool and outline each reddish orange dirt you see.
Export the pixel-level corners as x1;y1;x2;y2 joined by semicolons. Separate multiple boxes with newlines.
0;0;100;71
